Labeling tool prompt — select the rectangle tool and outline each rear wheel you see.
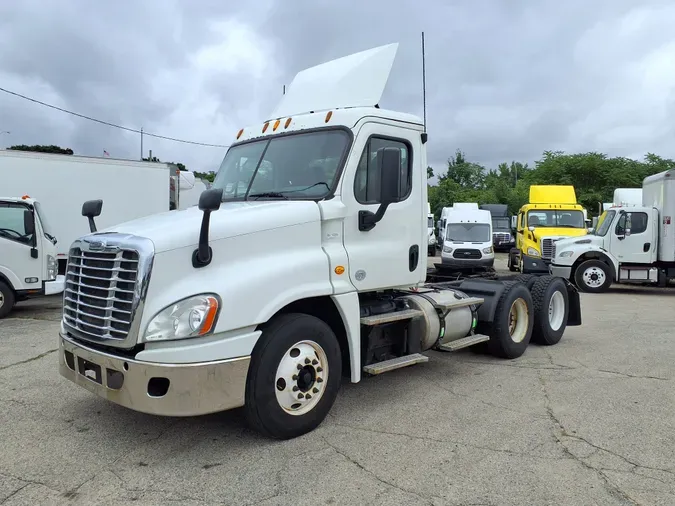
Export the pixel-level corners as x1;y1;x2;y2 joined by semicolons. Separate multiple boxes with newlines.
508;250;519;272
514;274;537;290
486;281;534;359
0;281;15;319
530;276;569;345
574;259;611;293
244;313;342;440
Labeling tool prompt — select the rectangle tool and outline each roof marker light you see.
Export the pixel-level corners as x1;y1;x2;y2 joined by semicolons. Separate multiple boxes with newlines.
325;111;333;123
273;119;281;131
284;117;292;129
262;122;269;133
236;129;244;139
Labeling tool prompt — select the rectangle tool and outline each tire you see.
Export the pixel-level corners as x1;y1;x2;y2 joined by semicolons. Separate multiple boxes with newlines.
508;250;518;272
485;281;534;359
530;276;568;346
574;259;611;293
428;246;435;257
0;281;16;319
513;274;537;290
244;313;342;440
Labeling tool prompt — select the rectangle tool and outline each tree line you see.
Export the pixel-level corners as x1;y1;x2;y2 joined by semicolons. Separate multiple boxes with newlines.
428;149;675;218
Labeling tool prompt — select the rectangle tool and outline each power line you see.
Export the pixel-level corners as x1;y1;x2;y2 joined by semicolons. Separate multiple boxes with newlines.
0;86;230;148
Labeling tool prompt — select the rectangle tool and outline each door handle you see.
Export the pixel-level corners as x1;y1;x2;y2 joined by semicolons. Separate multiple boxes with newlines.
643;242;650;252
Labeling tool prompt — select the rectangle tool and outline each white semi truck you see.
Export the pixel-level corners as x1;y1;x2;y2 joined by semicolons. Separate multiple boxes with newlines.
57;43;583;440
0;196;65;317
551;170;674;292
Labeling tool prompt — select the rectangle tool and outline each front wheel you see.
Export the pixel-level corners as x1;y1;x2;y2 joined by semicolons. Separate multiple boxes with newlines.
244;313;342;440
574;259;611;293
486;281;534;359
0;281;15;319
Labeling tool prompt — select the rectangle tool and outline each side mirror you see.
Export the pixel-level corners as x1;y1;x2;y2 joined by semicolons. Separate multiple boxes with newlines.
192;188;223;268
358;147;401;232
625;228;631;237
82;199;103;233
528;225;535;232
23;209;35;236
510;216;517;229
587;228;594;233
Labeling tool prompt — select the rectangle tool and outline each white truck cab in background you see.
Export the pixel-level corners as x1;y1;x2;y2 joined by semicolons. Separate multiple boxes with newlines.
57;43;582;440
427;203;436;256
0;196;65;318
439;206;494;269
551;171;674;292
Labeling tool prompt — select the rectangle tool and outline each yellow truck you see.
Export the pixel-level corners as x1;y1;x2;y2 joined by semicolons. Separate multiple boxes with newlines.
507;185;590;274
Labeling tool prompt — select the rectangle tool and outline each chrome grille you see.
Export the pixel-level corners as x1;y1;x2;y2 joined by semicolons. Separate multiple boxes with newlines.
541;238;558;259
494;232;511;243
551;242;557;259
61;233;154;348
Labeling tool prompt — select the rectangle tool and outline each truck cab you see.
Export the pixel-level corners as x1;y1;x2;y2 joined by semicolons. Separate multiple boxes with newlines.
57;43;582;440
479;204;514;251
0;196;65;318
508;185;588;274
551;171;675;292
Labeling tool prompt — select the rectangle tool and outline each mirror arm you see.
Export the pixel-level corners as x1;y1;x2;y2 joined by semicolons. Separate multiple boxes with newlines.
358;203;391;232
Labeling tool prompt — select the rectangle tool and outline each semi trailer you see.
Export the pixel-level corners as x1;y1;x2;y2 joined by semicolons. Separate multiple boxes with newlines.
57;43;583;440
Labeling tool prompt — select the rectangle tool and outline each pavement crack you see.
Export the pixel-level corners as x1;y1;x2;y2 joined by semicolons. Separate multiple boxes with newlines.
537;371;641;505
0;348;58;371
321;436;437;504
595;368;669;381
1;483;29;504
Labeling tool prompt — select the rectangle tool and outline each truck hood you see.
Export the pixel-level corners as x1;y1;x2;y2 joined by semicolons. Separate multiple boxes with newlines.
99;200;321;253
534;227;588;240
553;234;603;253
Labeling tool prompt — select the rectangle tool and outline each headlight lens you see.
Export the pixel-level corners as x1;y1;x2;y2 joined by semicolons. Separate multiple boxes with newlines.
144;294;220;342
527;247;540;257
559;251;574;257
442;245;453;253
482;246;493;254
47;255;57;281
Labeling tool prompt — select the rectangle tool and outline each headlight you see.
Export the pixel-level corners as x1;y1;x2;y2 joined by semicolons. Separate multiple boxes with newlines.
442;245;453;253
144;294;220;342
559;251;574;257
526;247;540;257
482;246;493;254
47;255;57;281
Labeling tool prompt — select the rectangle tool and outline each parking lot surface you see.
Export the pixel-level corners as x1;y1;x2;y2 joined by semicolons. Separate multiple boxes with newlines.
1;253;674;505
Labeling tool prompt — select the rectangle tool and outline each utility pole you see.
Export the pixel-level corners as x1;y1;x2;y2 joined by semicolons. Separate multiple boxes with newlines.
140;127;144;160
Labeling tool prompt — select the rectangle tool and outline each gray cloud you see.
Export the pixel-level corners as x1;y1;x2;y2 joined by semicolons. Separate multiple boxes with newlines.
2;0;675;177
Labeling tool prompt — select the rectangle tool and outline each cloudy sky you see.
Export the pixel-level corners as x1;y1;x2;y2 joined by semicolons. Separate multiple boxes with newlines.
2;0;674;178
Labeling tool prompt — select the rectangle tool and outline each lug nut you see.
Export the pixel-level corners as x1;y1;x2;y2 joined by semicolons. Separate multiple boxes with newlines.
317;367;323;372
297;364;302;370
306;394;312;400
312;359;318;365
317;377;323;383
312;387;319;393
292;374;298;380
305;358;311;364
293;386;299;392
297;393;304;399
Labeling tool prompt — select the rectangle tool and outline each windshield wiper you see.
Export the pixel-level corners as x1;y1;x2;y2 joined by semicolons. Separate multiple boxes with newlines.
248;192;289;200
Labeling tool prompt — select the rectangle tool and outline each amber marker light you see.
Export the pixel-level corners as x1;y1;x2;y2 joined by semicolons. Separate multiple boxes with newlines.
334;265;345;275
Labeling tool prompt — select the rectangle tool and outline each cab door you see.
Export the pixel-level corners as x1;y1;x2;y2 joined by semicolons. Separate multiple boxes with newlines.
610;210;655;264
0;202;41;291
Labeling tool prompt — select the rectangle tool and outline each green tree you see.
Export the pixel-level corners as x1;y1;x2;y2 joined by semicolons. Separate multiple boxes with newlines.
8;144;73;155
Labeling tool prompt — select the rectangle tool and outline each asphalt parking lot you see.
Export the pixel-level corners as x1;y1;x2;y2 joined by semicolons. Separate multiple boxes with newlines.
1;253;674;505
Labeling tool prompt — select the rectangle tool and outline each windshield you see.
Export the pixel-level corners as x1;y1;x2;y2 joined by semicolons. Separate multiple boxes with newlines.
33;201;56;242
595;210;615;236
446;223;491;243
212;129;351;200
492;217;510;230
527;210;585;228
427;216;434;228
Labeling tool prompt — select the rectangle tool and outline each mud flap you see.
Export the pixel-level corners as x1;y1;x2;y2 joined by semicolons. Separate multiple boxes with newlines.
564;278;582;326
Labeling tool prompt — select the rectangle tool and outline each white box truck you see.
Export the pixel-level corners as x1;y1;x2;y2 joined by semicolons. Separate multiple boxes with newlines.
551;171;674;291
57;43;583;439
0;196;65;317
0;150;205;273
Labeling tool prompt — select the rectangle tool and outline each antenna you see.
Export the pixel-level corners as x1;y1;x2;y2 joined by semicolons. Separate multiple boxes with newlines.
283;85;286;95
421;31;427;132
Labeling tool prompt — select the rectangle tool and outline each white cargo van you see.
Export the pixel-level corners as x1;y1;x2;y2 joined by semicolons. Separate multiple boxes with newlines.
440;207;494;268
427;203;436;255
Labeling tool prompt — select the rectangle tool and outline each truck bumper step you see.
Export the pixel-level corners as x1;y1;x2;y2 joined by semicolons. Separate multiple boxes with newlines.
362;353;429;375
437;333;490;352
434;296;484;311
360;308;424;326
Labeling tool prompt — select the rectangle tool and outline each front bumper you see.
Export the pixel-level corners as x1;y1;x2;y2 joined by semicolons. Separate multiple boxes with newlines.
441;256;495;268
44;275;65;295
521;254;550;274
59;334;250;416
549;263;572;279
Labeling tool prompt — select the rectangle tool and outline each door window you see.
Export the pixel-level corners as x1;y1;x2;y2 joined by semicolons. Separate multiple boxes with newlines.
0;204;33;245
354;137;411;204
615;212;648;236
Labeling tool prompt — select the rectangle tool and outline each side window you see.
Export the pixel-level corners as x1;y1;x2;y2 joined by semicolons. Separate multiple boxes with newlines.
0;204;33;245
619;212;648;235
354;137;411;204
519;213;525;229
